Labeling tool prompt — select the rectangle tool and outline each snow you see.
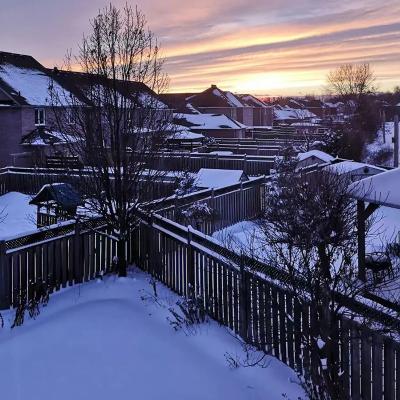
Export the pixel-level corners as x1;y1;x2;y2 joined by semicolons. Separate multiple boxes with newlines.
0;192;37;239
367;206;400;252
209;151;234;156
365;122;399;166
0;64;71;106
274;106;317;121
176;113;247;130
171;130;204;140
0;268;304;400
224;91;244;107
213;221;265;260
349;168;400;209
196;168;246;188
138;91;168;109
297;150;335;163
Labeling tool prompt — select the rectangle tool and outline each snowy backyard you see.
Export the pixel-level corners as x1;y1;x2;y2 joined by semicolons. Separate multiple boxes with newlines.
0;268;304;400
0;192;36;239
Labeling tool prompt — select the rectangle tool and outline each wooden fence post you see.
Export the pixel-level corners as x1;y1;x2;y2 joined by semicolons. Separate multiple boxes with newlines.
0;240;10;309
187;226;195;296
74;223;83;283
239;254;249;341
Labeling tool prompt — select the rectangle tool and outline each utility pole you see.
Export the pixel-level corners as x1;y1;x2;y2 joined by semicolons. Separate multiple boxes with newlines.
394;114;399;168
382;109;386;144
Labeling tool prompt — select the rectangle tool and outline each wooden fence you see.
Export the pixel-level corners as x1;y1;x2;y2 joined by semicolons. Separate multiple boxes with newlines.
133;211;400;400
149;177;266;235
1;173;400;398
146;152;275;176
0;167;177;199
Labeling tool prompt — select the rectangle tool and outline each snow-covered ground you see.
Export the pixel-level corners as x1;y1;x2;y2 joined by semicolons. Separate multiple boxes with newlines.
0;268;304;400
365;122;399;166
0;192;37;239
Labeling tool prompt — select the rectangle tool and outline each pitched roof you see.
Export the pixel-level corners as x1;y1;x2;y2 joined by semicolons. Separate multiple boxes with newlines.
173;113;247;130
49;69;168;109
297;150;335;163
21;127;80;146
196;168;248;188
30;183;82;211
0;52;72;106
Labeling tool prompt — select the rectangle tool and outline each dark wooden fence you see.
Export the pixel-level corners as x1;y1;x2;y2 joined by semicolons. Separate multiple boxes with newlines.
151;177;266;235
146;152;275;176
0;167;177;199
132;211;400;400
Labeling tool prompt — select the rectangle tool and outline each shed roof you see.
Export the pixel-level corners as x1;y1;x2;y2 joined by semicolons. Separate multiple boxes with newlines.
30;183;82;211
196;168;248;189
297;150;335;163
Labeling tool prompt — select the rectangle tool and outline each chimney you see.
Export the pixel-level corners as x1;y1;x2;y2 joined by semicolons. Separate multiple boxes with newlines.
211;84;217;89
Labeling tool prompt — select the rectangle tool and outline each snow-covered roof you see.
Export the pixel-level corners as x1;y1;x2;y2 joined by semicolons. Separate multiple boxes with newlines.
196;168;247;188
297;150;335;163
174;113;247;130
274;106;317;121
325;161;385;175
21;129;80;146
349;168;400;209
0;63;71;106
171;130;204;140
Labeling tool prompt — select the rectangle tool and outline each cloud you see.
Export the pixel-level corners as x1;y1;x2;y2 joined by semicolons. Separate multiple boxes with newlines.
0;0;399;94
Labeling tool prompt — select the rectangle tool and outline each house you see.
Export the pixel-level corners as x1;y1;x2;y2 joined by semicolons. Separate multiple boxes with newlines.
0;51;75;166
195;168;249;189
0;51;172;167
161;85;274;129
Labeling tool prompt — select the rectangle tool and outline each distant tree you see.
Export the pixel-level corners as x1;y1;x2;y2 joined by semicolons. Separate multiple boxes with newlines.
50;3;171;276
327;64;379;160
327;63;376;102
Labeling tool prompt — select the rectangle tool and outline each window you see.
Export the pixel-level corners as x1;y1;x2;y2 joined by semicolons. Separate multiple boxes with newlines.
35;109;45;126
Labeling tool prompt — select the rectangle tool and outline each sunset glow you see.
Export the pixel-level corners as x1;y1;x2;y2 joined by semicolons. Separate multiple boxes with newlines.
1;0;399;95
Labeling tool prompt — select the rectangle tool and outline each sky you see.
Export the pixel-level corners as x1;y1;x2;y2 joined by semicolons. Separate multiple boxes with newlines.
0;0;399;96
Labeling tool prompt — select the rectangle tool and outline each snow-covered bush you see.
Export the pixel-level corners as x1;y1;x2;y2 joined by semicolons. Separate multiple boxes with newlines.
180;201;215;230
174;171;198;196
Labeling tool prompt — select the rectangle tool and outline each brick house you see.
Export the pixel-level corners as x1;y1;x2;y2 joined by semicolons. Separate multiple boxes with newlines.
160;85;274;130
0;51;171;167
0;52;75;166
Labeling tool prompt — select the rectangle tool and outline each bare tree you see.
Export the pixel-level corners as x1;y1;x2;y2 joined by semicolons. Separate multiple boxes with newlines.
50;3;172;276
327;63;376;102
326;64;379;160
257;157;400;399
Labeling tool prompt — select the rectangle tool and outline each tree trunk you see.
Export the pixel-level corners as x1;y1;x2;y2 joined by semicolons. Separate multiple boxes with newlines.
117;238;127;277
